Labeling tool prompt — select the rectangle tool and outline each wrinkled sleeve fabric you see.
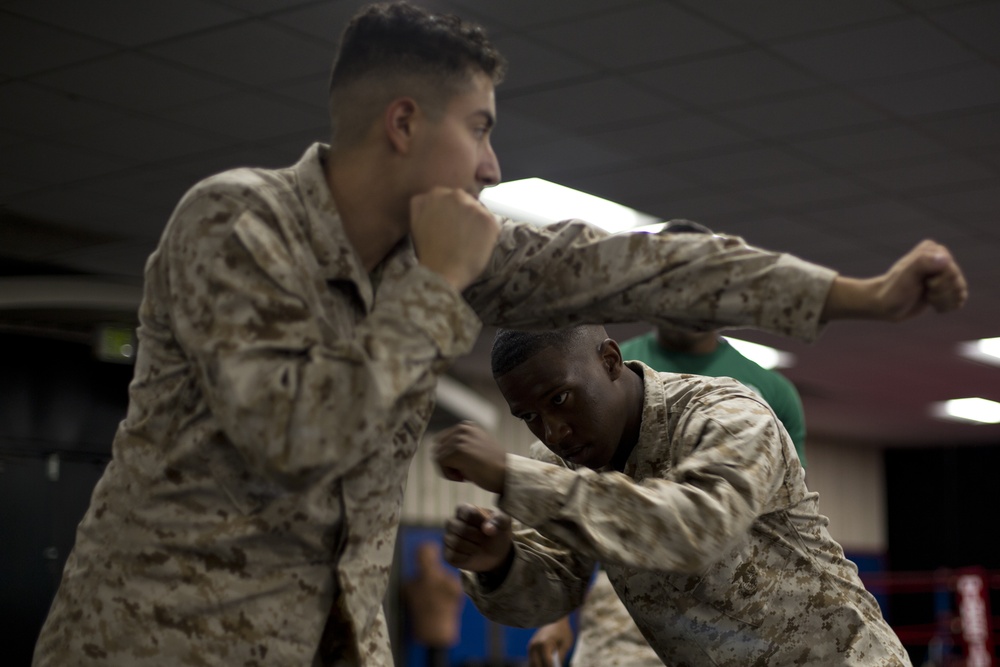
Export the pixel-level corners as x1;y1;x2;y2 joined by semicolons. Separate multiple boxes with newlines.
162;184;481;489
498;392;787;574
462;519;597;629
465;219;836;341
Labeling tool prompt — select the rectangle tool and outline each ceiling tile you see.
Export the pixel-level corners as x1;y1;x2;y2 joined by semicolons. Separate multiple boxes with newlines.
794;125;948;166
916;179;1000;216
933;1;1000;58
856;156;998;192
43;238;159;278
31;53;241;113
672;146;823;185
533;3;743;69
502;78;678;132
0;175;45;199
722;91;886;138
491;135;632;182
0;81;134;137
855;61;1000;116
491;109;569;151
629;49;822;108
80;167;202;209
163;145;302;182
490;35;593;92
810;196;947;234
904;0;998;13
270;74;331;110
675;0;903;41
0;14;115;78
0;139;131;185
652;188;760;224
745;175;869;208
773;17;975;83
56;117;229;165
565;165;697;206
4;0;243;47
589;115;753;160
146;20;332;86
210;0;319;15
159;91;327;141
3;184;152;236
921;107;1000;150
448;0;639;30
267;1;370;42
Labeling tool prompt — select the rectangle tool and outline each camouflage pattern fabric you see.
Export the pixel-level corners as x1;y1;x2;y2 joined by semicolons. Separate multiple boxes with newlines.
572;570;664;667
33;144;836;666
466;363;911;667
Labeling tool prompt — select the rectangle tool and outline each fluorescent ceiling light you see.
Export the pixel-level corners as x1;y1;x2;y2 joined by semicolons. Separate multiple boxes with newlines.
724;337;795;370
957;337;1000;367
481;178;660;234
931;397;1000;425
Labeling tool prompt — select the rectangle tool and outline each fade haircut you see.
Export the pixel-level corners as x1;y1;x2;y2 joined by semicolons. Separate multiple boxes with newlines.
328;2;506;150
491;326;605;378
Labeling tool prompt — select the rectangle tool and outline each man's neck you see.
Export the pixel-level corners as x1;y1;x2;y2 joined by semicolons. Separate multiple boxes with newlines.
326;149;409;273
611;364;646;472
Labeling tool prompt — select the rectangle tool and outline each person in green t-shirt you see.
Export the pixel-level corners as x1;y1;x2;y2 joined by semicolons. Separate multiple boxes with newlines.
525;222;808;667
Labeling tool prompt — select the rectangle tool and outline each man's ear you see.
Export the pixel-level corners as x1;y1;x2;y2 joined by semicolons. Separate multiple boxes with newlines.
384;97;419;154
599;339;624;380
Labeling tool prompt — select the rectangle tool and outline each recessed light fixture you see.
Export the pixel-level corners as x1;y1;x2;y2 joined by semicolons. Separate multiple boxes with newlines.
481;178;659;234
724;337;795;370
957;337;1000;367
931;397;1000;424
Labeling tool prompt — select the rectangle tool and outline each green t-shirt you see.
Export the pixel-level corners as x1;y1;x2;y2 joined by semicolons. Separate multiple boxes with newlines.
618;331;807;467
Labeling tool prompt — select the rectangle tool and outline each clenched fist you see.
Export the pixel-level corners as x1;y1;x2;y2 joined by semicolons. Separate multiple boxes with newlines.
410;187;501;291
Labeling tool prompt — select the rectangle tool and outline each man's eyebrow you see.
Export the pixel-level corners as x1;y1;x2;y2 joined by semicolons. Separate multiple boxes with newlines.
507;381;563;415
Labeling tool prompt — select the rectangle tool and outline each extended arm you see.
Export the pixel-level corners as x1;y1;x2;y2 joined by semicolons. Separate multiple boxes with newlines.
467;221;966;340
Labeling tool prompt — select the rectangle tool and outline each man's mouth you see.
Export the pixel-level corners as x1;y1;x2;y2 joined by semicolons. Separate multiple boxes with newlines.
560;444;587;462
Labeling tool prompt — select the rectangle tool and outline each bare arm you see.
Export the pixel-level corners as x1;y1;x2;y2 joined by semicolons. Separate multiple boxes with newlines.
821;240;967;321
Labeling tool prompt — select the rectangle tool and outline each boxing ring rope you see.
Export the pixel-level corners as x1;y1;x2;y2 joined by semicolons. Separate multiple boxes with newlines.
859;568;998;666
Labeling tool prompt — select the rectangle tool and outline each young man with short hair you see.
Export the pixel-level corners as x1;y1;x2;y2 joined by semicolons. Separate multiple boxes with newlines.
34;2;962;665
435;325;910;666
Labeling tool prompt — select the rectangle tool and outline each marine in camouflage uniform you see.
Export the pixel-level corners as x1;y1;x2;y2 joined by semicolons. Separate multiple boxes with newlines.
31;0;964;663
572;570;664;667
30;141;836;667
445;331;910;667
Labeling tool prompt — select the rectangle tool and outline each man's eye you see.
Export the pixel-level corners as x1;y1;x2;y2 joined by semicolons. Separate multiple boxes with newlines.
520;413;537;423
552;391;568;406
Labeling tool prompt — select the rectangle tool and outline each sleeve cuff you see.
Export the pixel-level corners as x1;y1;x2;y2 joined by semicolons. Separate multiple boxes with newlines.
498;454;577;526
760;254;837;342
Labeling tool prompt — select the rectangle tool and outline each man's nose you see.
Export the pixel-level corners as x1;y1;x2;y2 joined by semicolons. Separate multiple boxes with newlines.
479;142;501;186
543;418;570;446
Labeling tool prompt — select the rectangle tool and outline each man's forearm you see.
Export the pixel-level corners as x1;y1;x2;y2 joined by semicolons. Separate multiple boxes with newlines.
820;276;879;322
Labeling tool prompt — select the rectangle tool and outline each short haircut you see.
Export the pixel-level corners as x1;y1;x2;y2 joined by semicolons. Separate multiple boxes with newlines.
491;326;604;378
328;2;506;149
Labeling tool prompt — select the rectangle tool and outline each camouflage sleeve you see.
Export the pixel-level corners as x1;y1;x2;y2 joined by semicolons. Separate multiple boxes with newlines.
465;219;836;342
499;393;788;573
462;520;596;628
161;188;481;489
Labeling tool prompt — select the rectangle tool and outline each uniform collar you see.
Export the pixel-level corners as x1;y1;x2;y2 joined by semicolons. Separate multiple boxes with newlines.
291;142;417;311
620;361;670;478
